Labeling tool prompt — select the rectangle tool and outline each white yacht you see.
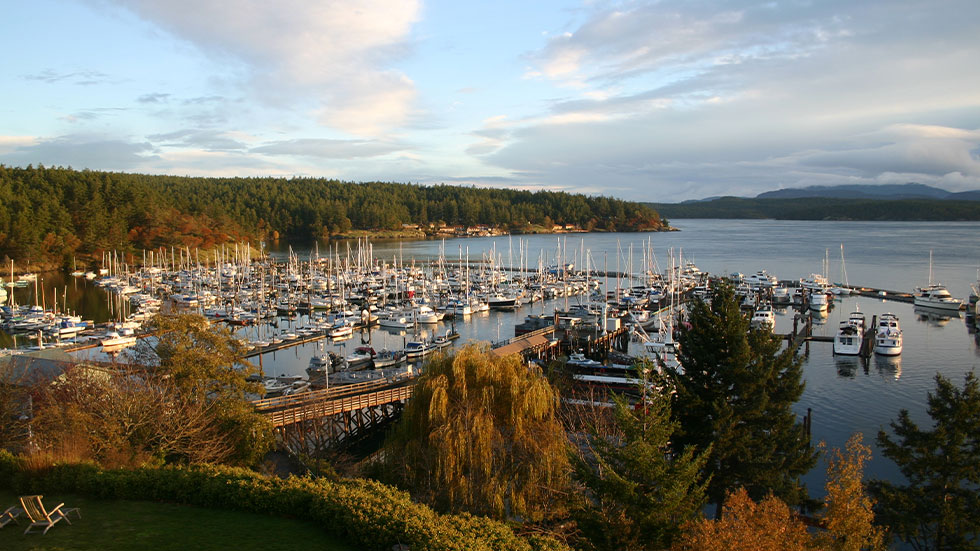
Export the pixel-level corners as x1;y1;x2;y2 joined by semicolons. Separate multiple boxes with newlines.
875;313;903;356
100;328;137;352
744;270;778;288
913;284;962;311
750;303;775;330
809;290;829;311
833;311;866;356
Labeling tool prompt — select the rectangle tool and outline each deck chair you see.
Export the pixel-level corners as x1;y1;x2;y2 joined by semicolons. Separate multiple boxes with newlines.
19;495;81;535
0;505;21;528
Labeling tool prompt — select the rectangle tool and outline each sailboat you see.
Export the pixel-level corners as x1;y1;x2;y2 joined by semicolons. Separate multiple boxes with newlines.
830;244;854;295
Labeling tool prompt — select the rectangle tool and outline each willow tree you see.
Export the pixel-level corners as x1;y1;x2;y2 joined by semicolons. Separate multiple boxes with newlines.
380;344;571;521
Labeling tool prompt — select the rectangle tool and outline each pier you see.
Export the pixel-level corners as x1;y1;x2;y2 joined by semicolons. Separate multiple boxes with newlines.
253;376;416;452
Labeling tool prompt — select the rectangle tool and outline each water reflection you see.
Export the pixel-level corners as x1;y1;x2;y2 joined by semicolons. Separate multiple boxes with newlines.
913;306;961;327
834;355;864;378
873;354;902;380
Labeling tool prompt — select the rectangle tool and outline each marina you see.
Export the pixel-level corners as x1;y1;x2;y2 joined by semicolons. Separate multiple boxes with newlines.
2;219;979;488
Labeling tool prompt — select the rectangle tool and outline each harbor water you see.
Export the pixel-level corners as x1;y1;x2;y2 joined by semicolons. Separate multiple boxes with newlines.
7;219;980;491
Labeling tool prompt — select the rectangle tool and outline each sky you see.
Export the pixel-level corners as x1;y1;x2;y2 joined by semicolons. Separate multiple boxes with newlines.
2;0;979;202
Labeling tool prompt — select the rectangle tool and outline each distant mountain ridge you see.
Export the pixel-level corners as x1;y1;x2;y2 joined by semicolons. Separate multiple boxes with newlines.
647;183;980;221
755;183;980;201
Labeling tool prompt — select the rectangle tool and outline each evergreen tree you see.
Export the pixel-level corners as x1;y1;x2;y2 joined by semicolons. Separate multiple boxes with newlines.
379;344;572;521
870;372;980;551
668;280;816;516
572;370;710;550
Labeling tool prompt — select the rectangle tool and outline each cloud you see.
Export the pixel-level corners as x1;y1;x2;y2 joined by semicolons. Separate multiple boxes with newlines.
147;129;249;151
478;0;980;200
138;93;171;104
23;69;112;86
0;135;158;170
251;138;406;159
91;0;422;136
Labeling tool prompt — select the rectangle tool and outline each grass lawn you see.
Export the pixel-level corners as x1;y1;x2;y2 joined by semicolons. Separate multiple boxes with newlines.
0;490;354;551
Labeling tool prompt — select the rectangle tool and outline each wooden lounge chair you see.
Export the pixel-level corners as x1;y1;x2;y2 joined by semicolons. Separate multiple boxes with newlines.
19;495;81;535
0;505;21;528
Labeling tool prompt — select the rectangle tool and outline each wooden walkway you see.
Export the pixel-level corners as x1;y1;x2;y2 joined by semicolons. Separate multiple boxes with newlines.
262;384;414;428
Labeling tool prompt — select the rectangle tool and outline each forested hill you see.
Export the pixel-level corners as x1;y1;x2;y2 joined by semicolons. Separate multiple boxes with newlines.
647;196;980;221
0;165;665;267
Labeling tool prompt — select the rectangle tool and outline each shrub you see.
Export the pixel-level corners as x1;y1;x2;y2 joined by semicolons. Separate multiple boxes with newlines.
0;453;565;551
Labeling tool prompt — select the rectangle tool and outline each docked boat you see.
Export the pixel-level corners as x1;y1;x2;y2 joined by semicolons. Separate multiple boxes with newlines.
913;284;962;311
327;319;355;338
809;290;829;311
345;346;376;370
379;312;414;329
566;352;604;369
100;329;137;352
750;303;775;330
772;286;792;305
307;351;342;378
833;311;866;356
404;340;436;360
487;293;519;310
875;313;903;356
413;305;442;324
372;348;406;369
744;270;778;288
914;251;962;311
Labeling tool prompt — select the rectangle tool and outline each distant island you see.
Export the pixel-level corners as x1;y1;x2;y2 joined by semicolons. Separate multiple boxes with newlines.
0;165;667;271
649;183;980;220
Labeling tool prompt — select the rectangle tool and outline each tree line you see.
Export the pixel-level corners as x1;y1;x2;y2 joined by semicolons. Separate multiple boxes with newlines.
0;165;666;267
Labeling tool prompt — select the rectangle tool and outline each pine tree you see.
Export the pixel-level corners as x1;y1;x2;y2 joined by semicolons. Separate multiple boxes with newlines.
572;370;710;550
668;280;816;516
871;372;980;551
379;344;572;521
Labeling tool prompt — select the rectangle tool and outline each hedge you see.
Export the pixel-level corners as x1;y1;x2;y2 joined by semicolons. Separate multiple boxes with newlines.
0;451;567;551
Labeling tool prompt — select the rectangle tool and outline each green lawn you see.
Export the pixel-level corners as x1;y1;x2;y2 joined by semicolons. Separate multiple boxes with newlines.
0;490;353;551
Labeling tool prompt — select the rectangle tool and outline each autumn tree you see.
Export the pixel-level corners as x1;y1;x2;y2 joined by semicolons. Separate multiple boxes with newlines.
572;372;710;551
0;361;31;452
815;433;887;551
871;372;980;551
136;314;273;466
671;488;811;551
30;364;232;467
669;280;816;516
379;344;572;521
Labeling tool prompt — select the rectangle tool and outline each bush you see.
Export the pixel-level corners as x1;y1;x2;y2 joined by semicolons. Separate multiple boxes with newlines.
0;451;564;551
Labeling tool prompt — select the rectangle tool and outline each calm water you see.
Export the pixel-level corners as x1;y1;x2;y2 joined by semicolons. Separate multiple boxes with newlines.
31;220;980;488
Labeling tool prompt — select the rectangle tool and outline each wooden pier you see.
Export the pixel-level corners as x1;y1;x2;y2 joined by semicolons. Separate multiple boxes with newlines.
253;376;416;452
490;325;561;361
